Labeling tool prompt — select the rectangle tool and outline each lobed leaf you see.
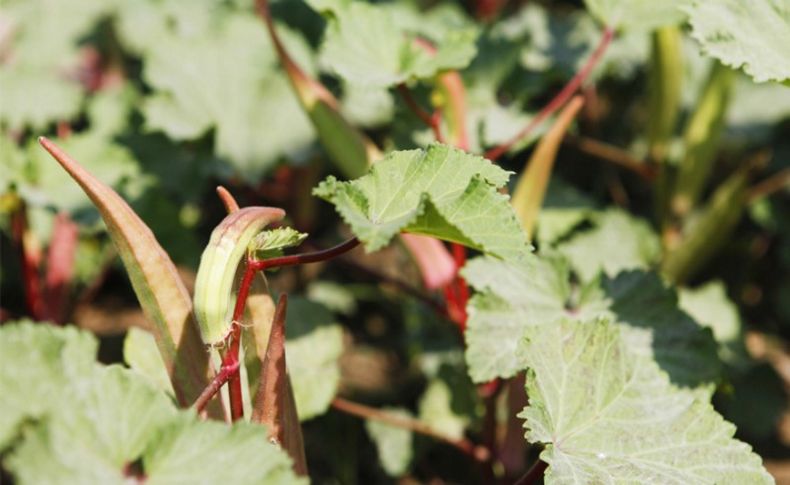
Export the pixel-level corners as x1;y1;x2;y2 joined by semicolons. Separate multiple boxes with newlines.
686;0;790;83
2;340;305;485
556;209;661;282
462;253;719;385
519;319;772;484
0;321;97;450
128;7;316;179
584;0;689;32
308;1;477;88
314;143;529;260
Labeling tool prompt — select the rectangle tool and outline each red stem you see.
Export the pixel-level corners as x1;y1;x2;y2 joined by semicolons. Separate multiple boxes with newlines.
44;212;79;324
397;84;444;143
11;203;45;321
249;237;360;271
484;26;615;161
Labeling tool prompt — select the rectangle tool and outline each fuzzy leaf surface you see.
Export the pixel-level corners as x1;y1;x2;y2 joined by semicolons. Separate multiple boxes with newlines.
519;319;771;484
0;321;97;450
463;254;719;385
686;0;790;83
132;8;315;179
584;0;689;32
310;1;477;87
556;209;661;282
314;143;528;259
5;362;304;485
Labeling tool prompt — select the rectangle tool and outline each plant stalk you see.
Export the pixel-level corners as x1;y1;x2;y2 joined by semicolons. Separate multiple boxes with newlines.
484;26;614;161
331;397;491;463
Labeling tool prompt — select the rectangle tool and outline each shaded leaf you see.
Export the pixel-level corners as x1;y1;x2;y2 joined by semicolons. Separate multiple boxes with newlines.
556;209;661;282
678;281;745;363
463;253;719;386
285;297;344;420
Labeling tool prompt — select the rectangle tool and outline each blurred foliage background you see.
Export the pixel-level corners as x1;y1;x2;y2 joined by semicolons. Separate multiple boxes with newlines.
1;0;789;482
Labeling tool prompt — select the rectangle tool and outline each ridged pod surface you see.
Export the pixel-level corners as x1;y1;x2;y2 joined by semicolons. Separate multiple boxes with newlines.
193;206;285;345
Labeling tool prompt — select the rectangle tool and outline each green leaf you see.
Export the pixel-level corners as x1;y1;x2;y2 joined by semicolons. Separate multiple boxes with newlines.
314;143;529;259
536;178;597;246
418;378;470;441
124;327;175;396
365;408;413;476
462;254;719;386
134;9;315;179
0;0;110;130
310;1;477;87
518;319;771;484
5;357;305;485
678;281;744;363
7;365;176;484
86;85;139;138
250;227;309;260
0;321;97;450
556;209;661;282
0;68;82;131
686;0;790;83
143;417;304;485
584;0;689;32
285;297;344;420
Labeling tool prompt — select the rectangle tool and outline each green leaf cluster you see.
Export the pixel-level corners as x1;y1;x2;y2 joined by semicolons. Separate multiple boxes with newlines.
0;321;304;485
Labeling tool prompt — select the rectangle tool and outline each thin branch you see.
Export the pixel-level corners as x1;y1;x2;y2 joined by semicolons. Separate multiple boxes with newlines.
11;201;45;320
193;360;240;415
565;134;657;180
485;26;615;161
249;237;360;271
747;167;790;203
397;84;444;143
331;397;491;463
514;459;548;485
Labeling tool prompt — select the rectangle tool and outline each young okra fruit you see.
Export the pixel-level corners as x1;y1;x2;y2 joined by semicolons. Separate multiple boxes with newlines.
192;206;285;345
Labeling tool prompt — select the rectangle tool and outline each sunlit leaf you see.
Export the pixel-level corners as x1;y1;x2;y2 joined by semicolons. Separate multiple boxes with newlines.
686;0;790;83
314;143;529;260
519;319;771;484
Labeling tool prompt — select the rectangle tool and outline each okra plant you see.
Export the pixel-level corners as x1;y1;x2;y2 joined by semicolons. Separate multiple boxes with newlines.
1;0;789;483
